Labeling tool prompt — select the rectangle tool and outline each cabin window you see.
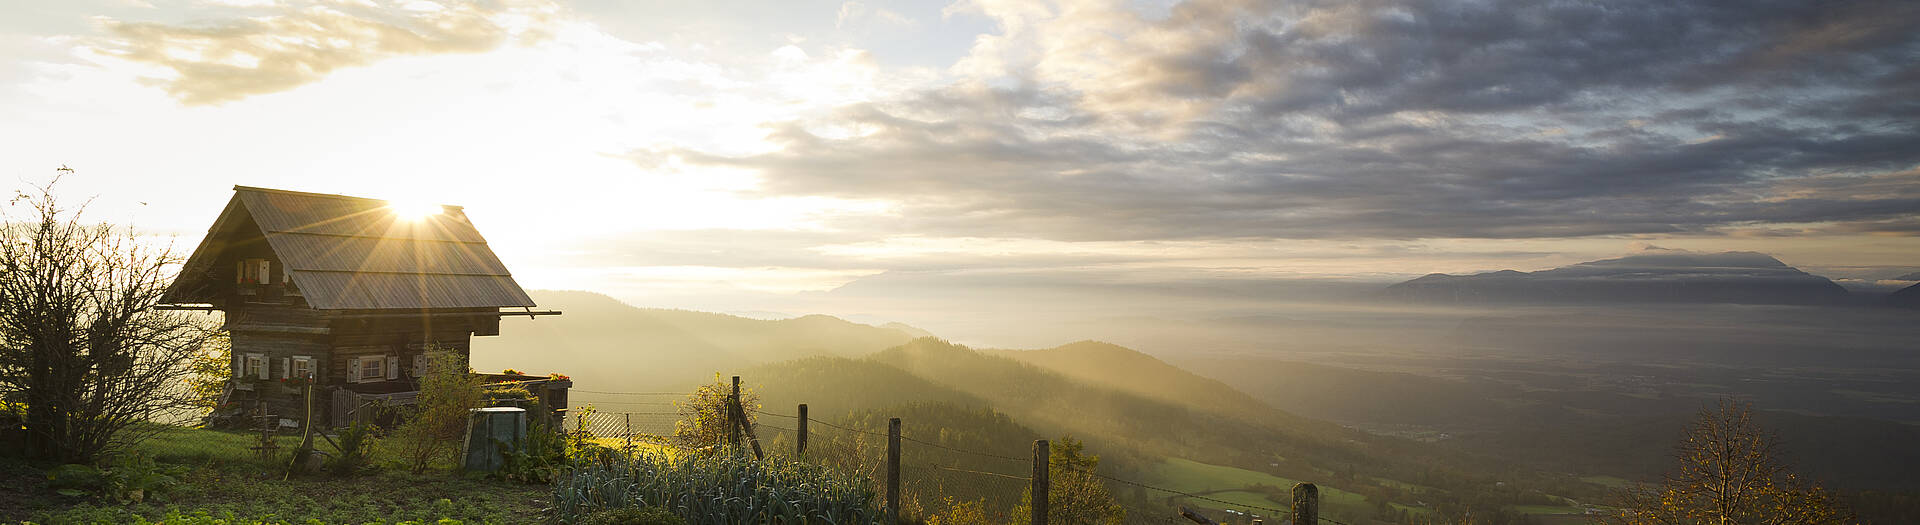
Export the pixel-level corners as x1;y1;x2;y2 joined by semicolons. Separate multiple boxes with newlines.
291;356;313;380
243;353;267;380
236;258;271;285
353;355;386;382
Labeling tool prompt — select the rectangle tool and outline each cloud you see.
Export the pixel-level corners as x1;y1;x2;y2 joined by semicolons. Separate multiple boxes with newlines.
836;1;915;30
94;0;559;105
667;0;1920;241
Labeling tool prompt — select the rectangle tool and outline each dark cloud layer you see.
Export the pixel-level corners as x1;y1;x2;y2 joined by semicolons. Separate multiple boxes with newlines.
674;0;1920;241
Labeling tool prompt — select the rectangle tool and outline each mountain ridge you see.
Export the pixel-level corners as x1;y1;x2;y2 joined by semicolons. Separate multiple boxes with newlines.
1385;251;1851;305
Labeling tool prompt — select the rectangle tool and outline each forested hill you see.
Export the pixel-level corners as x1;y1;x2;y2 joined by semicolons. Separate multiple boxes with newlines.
471;290;922;392
475;294;1602;520
743;338;1588;519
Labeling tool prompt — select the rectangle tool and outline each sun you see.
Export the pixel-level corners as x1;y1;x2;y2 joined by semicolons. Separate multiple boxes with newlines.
386;199;444;221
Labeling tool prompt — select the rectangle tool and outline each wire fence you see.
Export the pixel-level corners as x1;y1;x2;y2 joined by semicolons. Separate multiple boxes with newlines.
146;378;1352;524
552;383;1354;525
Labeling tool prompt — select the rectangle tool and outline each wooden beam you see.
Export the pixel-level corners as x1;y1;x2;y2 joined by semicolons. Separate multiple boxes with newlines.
228;324;331;335
152;304;219;311
327;310;562;319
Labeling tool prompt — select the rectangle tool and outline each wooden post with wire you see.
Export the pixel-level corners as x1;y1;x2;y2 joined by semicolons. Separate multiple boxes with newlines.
1292;483;1319;525
1032;439;1049;525
727;376;743;450
886;417;901;525
796;403;808;456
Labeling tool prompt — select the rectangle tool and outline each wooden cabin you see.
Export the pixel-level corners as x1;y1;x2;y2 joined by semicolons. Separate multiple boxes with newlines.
159;186;565;427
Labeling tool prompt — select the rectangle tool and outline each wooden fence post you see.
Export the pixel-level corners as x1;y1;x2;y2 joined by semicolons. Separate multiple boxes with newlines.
1032;439;1049;525
730;398;765;460
728;376;742;450
887;417;901;525
1292;482;1319;525
796;404;809;456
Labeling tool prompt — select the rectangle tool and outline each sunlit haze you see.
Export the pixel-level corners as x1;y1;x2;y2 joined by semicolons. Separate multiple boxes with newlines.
2;0;1916;347
6;2;1920;523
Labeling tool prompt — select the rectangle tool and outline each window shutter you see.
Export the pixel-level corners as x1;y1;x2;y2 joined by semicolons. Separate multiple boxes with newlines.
385;355;400;380
348;358;361;383
236;260;246;284
412;355;426;377
279;357;290;379
257;260;272;285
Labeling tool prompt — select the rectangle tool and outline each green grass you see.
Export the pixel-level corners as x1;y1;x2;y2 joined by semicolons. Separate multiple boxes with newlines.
14;425;549;524
132;424;308;469
1579;475;1634;488
1143;458;1370;511
1513;504;1586;515
1388;502;1437;517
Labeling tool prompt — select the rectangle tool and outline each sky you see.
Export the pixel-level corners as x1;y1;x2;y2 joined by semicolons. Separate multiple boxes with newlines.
1;0;1917;318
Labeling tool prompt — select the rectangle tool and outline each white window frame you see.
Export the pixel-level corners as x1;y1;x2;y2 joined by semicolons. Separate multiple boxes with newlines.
291;355;314;380
236;258;272;285
244;353;267;380
355;355;386;382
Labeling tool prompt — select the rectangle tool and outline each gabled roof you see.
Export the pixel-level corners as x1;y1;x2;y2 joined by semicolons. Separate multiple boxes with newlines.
163;186;536;310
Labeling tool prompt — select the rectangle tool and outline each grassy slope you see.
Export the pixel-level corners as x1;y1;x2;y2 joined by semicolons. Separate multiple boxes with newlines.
989;341;1285;421
1148;457;1368;508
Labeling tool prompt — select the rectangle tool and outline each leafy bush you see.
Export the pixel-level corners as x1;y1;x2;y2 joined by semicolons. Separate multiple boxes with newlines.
390;348;484;473
674;374;757;454
553;453;885;525
495;413;571;484
46;451;189;503
581;507;687;525
329;419;373;477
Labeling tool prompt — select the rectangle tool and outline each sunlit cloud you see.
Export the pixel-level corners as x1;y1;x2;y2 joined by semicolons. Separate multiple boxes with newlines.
91;0;561;105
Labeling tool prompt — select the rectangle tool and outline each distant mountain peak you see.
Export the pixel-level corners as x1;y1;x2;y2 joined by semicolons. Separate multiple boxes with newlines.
1571;251;1789;269
1889;283;1920;309
1386;251;1848;306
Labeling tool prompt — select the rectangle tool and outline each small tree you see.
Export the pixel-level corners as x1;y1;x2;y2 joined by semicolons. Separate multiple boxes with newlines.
388;347;483;473
184;331;231;414
1013;435;1126;525
674;373;758;453
1611;399;1851;525
0;173;216;463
